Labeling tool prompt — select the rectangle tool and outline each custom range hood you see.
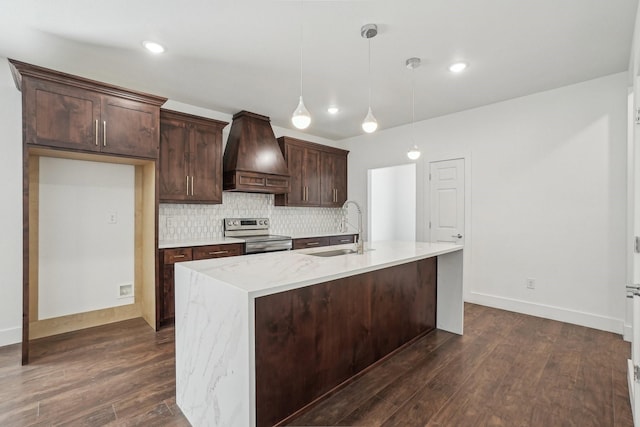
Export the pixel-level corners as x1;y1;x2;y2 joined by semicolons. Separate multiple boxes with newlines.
223;111;290;194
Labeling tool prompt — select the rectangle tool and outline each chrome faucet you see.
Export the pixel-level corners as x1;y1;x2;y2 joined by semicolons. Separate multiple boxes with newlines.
342;200;364;254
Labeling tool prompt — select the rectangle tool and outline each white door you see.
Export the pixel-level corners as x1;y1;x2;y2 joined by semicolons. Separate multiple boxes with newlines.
429;159;464;244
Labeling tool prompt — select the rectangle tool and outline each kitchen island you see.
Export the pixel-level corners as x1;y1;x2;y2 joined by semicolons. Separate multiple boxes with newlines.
174;240;463;427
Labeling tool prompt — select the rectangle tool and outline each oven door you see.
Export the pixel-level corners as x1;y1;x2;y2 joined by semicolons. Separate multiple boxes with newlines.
245;239;293;254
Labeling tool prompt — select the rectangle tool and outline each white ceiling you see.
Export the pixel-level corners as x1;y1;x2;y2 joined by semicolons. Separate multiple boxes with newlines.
0;0;637;140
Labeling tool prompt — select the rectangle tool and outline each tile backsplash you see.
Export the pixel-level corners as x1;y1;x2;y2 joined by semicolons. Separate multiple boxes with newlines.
159;192;346;241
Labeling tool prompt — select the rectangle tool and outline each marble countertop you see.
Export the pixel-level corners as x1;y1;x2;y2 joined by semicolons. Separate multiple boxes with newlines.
176;240;463;298
159;231;357;249
158;237;244;249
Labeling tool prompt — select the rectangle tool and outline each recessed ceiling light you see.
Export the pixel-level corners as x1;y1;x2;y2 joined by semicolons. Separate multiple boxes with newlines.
449;62;467;73
327;106;339;114
142;41;165;54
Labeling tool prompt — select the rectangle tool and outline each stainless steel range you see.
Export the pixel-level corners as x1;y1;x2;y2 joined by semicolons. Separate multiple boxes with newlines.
224;218;292;254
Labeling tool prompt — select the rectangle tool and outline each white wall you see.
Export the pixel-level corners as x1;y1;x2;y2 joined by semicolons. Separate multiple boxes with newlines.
345;72;628;334
368;164;416;241
0;57;23;346
38;157;135;319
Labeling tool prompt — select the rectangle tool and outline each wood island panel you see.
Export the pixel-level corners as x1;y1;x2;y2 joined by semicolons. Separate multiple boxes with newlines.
254;257;437;427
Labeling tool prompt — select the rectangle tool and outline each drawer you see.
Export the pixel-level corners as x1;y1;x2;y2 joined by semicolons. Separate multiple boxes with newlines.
293;237;330;250
163;248;193;264
329;235;356;246
193;243;244;260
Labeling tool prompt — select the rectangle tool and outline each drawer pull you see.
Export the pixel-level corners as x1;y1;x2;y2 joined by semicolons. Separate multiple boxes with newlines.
209;250;228;255
339;239;351;242
173;254;185;259
307;242;320;246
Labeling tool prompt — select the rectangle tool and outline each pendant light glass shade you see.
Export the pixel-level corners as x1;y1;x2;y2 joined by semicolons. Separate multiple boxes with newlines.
362;107;378;133
292;96;311;129
407;145;421;160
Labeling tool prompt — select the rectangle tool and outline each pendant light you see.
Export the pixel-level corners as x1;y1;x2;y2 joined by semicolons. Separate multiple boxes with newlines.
361;24;378;133
291;0;311;129
406;57;421;160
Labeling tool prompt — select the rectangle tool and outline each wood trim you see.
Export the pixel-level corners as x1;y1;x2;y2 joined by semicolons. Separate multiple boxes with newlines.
27;156;39;322
22;106;30;364
29;304;142;339
277;135;349;156
8;59;167;106
140;162;157;329
160;109;228;129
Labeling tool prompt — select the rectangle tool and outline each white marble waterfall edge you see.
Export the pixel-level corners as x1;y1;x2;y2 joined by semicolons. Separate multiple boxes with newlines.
175;266;252;427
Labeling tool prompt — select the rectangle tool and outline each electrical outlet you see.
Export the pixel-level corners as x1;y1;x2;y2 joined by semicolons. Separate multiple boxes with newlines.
107;211;118;224
526;278;536;289
118;283;134;298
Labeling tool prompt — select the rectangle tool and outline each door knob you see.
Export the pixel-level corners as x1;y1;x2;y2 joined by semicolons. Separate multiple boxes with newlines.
452;234;463;239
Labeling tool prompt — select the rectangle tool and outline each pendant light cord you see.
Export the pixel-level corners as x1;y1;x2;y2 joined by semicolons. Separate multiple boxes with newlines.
299;0;304;97
367;38;372;107
411;65;415;141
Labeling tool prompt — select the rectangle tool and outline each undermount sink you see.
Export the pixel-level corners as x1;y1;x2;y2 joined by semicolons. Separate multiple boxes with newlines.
307;248;358;257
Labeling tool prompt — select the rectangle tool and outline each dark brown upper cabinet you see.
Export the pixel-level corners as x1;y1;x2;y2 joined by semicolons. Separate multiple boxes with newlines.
159;109;228;203
321;150;348;207
9;59;166;159
275;136;349;207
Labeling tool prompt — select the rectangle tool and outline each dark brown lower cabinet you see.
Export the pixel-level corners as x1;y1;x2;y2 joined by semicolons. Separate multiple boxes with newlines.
159;243;243;325
292;234;356;250
254;257;437;427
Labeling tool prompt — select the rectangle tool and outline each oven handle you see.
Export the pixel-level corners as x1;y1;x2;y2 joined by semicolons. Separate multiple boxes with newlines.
245;240;293;253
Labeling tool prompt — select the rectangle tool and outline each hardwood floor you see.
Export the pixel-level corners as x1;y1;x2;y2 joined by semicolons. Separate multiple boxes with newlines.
0;304;632;426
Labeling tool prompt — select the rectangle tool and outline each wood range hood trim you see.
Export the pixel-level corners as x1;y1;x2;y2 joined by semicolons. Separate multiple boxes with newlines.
223;110;290;194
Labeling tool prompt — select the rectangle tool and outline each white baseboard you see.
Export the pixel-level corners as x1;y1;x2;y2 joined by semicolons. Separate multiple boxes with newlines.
0;326;21;347
624;323;633;342
466;291;625;335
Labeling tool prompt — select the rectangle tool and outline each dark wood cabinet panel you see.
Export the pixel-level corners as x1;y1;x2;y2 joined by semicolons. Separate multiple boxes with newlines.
159;243;243;325
285;143;305;205
276;136;348;207
192;243;243;260
159;116;190;201
255;257;437;427
329;234;356;245
17;63;165;159
292;236;330;250
101;95;158;158
25;79;102;151
321;151;348;207
159;110;227;204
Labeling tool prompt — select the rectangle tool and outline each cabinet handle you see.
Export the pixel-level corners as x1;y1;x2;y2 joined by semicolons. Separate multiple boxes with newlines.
209;250;228;255
173;254;185;259
191;176;195;196
186;176;190;196
306;242;320;246
339;239;351;243
95;119;99;146
103;121;107;146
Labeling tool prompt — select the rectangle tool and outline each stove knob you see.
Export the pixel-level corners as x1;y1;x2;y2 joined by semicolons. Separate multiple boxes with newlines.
264;219;269;226
258;220;264;225
234;220;240;226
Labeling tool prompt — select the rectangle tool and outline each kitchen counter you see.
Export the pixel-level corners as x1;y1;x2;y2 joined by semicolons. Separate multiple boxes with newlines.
174;241;464;426
158;236;244;249
158;231;356;249
178;240;461;297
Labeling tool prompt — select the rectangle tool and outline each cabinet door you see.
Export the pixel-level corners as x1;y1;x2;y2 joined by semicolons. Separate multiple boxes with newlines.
304;148;321;206
321;151;348;207
24;78;102;152
292;237;330;250
101;95;158;158
192;243;243;260
159;118;190;201
286;144;306;205
190;124;223;203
